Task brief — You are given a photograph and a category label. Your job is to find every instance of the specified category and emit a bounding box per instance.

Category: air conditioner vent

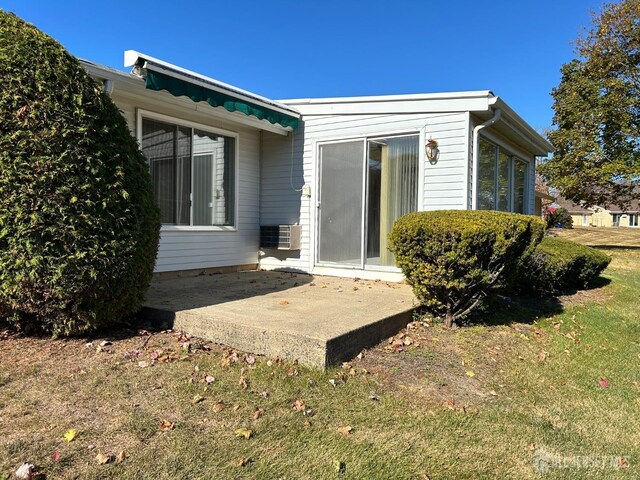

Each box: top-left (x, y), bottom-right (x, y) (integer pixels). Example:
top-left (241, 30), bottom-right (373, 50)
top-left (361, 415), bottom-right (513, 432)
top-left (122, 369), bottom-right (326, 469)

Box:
top-left (260, 225), bottom-right (301, 250)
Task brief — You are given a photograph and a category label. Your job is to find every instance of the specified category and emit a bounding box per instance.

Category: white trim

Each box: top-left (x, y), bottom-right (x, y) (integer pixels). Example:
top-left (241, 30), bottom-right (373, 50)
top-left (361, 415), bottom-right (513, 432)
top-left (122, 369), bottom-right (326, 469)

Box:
top-left (463, 111), bottom-right (471, 209)
top-left (137, 108), bottom-right (240, 231)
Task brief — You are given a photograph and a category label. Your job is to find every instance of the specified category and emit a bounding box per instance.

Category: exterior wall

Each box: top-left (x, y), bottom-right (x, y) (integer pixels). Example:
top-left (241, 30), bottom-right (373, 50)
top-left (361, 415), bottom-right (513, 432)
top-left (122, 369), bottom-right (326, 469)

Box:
top-left (570, 214), bottom-right (592, 227)
top-left (259, 112), bottom-right (469, 275)
top-left (111, 90), bottom-right (261, 273)
top-left (591, 209), bottom-right (613, 227)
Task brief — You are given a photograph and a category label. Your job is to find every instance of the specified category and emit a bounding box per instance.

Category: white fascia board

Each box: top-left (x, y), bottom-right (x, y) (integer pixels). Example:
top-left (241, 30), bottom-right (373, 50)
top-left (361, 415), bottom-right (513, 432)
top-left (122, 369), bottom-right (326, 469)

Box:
top-left (280, 93), bottom-right (495, 116)
top-left (124, 50), bottom-right (300, 119)
top-left (492, 97), bottom-right (554, 155)
top-left (80, 60), bottom-right (292, 136)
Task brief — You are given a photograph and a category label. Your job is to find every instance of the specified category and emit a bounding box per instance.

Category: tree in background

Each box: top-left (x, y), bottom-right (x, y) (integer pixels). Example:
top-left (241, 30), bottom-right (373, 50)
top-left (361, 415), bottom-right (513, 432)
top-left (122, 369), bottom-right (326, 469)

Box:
top-left (541, 0), bottom-right (640, 209)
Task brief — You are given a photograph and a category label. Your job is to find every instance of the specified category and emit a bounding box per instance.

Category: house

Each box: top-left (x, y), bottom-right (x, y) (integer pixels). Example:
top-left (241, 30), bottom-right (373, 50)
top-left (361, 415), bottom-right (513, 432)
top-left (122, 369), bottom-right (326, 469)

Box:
top-left (553, 196), bottom-right (640, 228)
top-left (81, 51), bottom-right (553, 281)
top-left (553, 197), bottom-right (594, 227)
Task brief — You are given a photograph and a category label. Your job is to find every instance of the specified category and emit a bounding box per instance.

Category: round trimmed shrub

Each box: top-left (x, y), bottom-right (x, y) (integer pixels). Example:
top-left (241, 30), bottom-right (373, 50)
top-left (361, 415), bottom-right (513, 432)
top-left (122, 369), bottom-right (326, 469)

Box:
top-left (0, 12), bottom-right (160, 335)
top-left (520, 237), bottom-right (610, 292)
top-left (388, 210), bottom-right (545, 327)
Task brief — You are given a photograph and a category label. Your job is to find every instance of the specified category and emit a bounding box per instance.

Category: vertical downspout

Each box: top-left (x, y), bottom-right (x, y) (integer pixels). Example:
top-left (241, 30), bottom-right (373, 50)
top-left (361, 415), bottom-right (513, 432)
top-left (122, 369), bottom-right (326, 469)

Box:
top-left (471, 108), bottom-right (502, 210)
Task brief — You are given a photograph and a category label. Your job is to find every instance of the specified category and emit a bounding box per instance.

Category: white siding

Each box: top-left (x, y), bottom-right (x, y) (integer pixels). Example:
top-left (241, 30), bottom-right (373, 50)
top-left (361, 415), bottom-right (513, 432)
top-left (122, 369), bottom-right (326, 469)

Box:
top-left (111, 90), bottom-right (261, 273)
top-left (260, 112), bottom-right (470, 273)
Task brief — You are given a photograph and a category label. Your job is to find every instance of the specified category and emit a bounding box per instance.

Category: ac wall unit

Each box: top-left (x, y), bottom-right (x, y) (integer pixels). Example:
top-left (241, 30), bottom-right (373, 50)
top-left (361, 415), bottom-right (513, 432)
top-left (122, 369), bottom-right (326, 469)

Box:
top-left (260, 225), bottom-right (301, 250)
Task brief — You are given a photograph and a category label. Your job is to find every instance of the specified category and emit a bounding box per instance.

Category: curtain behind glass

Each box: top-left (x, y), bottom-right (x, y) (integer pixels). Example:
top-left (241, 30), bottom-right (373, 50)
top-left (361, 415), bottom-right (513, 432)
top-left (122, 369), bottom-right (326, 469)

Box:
top-left (192, 131), bottom-right (235, 226)
top-left (372, 136), bottom-right (419, 266)
top-left (142, 119), bottom-right (191, 225)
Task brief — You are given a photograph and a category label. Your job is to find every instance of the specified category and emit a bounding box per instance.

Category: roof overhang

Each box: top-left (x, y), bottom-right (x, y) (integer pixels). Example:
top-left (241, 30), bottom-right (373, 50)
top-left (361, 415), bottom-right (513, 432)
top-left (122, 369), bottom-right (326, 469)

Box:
top-left (123, 50), bottom-right (300, 132)
top-left (281, 91), bottom-right (553, 157)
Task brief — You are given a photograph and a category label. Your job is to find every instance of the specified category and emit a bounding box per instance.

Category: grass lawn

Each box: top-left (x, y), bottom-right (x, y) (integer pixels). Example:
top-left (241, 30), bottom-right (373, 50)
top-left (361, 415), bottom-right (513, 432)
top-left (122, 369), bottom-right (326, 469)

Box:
top-left (552, 226), bottom-right (640, 248)
top-left (1, 249), bottom-right (639, 479)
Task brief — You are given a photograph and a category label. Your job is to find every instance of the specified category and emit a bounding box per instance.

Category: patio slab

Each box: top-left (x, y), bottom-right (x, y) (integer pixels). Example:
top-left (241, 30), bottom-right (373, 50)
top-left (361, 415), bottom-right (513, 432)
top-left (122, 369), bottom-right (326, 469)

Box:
top-left (141, 271), bottom-right (417, 368)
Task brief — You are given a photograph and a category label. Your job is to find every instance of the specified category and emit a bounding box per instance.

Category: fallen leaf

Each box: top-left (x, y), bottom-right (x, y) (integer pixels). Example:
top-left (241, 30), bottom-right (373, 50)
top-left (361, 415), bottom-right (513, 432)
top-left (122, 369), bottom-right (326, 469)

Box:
top-left (337, 426), bottom-right (353, 436)
top-left (489, 390), bottom-right (498, 396)
top-left (138, 361), bottom-right (150, 368)
top-left (466, 371), bottom-right (475, 377)
top-left (63, 429), bottom-right (77, 442)
top-left (159, 420), bottom-right (174, 431)
top-left (539, 351), bottom-right (547, 361)
top-left (292, 399), bottom-right (305, 412)
top-left (235, 457), bottom-right (252, 467)
top-left (279, 299), bottom-right (289, 305)
top-left (192, 394), bottom-right (205, 404)
top-left (253, 408), bottom-right (265, 420)
top-left (95, 453), bottom-right (112, 465)
top-left (235, 427), bottom-right (253, 439)
top-left (14, 463), bottom-right (35, 479)
top-left (245, 356), bottom-right (256, 365)
top-left (329, 379), bottom-right (338, 388)
top-left (599, 377), bottom-right (610, 388)
top-left (115, 451), bottom-right (126, 463)
top-left (213, 401), bottom-right (225, 412)
top-left (205, 375), bottom-right (215, 384)
top-left (334, 460), bottom-right (346, 474)
top-left (52, 451), bottom-right (61, 462)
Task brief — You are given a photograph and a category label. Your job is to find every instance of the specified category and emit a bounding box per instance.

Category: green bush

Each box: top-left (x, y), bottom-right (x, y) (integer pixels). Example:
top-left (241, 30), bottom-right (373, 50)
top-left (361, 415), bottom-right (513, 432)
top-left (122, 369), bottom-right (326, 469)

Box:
top-left (388, 210), bottom-right (545, 327)
top-left (545, 207), bottom-right (573, 229)
top-left (520, 237), bottom-right (610, 292)
top-left (0, 12), bottom-right (160, 335)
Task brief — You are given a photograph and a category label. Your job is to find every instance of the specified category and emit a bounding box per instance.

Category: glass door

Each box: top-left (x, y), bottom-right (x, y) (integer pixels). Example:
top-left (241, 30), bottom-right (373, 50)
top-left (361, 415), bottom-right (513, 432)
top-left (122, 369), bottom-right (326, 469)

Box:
top-left (317, 135), bottom-right (419, 269)
top-left (317, 141), bottom-right (365, 265)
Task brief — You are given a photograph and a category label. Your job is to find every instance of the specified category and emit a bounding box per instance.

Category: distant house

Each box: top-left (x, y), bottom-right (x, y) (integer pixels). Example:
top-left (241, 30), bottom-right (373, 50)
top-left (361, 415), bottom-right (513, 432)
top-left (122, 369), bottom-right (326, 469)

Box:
top-left (553, 197), bottom-right (639, 228)
top-left (81, 50), bottom-right (553, 281)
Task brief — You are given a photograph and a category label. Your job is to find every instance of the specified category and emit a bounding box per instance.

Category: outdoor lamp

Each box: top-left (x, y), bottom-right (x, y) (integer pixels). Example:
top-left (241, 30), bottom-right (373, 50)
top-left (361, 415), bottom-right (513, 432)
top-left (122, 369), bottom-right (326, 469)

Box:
top-left (425, 138), bottom-right (439, 164)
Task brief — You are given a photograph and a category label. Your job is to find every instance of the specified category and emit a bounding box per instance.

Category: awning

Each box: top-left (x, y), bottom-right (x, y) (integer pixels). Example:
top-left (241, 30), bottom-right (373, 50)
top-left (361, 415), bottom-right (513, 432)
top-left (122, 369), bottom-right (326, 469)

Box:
top-left (145, 69), bottom-right (299, 131)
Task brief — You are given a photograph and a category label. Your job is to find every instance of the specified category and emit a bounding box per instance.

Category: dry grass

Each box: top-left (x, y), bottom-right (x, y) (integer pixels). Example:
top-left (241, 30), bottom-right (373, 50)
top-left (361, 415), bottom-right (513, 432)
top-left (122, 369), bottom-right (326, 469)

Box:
top-left (1, 251), bottom-right (639, 479)
top-left (552, 226), bottom-right (640, 248)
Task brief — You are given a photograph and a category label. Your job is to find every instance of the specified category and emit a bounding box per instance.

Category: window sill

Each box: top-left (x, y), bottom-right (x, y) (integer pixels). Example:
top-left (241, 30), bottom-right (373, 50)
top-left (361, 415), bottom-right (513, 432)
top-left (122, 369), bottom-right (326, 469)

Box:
top-left (161, 225), bottom-right (238, 233)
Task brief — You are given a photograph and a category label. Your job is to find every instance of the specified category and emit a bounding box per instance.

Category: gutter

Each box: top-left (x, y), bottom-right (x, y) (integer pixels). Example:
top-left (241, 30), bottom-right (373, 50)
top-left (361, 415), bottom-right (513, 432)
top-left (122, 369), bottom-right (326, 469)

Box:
top-left (471, 108), bottom-right (502, 210)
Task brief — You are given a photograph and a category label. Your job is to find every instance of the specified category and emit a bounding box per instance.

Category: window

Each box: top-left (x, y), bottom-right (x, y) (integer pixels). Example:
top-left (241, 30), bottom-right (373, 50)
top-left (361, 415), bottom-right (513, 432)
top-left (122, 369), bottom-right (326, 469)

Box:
top-left (476, 138), bottom-right (529, 214)
top-left (630, 214), bottom-right (639, 227)
top-left (612, 214), bottom-right (622, 227)
top-left (141, 116), bottom-right (235, 227)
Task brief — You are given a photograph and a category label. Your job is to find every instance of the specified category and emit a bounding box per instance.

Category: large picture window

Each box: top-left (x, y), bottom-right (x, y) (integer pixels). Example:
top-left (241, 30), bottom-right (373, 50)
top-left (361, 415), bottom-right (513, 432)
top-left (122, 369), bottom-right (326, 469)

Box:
top-left (476, 138), bottom-right (529, 214)
top-left (141, 116), bottom-right (235, 227)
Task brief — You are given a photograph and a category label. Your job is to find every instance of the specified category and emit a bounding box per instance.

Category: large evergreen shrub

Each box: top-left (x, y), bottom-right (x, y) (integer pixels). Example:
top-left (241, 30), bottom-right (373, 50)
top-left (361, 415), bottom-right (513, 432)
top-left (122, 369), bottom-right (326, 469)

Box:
top-left (0, 12), bottom-right (160, 335)
top-left (388, 210), bottom-right (545, 328)
top-left (520, 237), bottom-right (610, 292)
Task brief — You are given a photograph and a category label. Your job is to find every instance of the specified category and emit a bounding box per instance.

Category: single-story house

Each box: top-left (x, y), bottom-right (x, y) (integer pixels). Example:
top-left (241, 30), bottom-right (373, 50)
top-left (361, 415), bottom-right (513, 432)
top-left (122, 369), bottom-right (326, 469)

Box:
top-left (553, 197), bottom-right (640, 228)
top-left (81, 51), bottom-right (553, 281)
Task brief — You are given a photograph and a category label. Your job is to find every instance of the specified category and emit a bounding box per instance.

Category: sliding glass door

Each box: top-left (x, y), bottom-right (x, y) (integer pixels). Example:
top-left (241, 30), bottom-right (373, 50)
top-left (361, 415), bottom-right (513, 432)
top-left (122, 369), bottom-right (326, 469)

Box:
top-left (318, 135), bottom-right (419, 269)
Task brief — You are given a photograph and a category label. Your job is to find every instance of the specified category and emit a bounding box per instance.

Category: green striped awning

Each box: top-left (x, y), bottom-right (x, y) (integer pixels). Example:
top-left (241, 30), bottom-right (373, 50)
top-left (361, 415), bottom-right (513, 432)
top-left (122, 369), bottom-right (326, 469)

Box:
top-left (145, 69), bottom-right (299, 131)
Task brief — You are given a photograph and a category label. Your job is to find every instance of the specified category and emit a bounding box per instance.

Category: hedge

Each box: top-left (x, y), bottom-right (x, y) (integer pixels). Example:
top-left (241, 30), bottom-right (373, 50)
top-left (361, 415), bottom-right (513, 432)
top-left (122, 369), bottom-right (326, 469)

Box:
top-left (388, 210), bottom-right (545, 327)
top-left (519, 237), bottom-right (610, 292)
top-left (0, 12), bottom-right (161, 335)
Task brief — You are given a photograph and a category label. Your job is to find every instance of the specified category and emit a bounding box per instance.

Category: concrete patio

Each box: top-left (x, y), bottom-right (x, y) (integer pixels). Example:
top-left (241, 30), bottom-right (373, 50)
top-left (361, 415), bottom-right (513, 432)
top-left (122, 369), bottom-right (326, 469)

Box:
top-left (141, 271), bottom-right (417, 368)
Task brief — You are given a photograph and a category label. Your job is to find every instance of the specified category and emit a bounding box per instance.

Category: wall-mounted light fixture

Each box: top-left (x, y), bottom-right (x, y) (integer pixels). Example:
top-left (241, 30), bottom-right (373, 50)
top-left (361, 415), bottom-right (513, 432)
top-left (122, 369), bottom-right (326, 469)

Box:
top-left (425, 138), bottom-right (439, 164)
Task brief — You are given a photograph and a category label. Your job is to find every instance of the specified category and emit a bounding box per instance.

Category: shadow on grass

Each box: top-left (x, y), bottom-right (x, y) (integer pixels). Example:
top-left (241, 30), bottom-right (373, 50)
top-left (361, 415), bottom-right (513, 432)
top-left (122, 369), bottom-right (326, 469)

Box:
top-left (463, 275), bottom-right (611, 327)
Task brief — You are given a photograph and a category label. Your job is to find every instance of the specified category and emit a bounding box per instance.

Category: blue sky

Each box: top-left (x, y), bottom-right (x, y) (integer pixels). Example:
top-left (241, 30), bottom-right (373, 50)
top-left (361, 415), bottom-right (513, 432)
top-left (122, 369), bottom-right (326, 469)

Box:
top-left (1, 0), bottom-right (604, 131)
